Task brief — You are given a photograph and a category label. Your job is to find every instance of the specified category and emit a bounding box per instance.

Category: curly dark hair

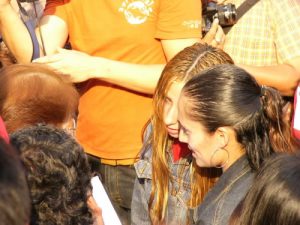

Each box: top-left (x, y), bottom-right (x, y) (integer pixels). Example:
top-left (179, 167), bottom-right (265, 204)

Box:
top-left (10, 124), bottom-right (94, 225)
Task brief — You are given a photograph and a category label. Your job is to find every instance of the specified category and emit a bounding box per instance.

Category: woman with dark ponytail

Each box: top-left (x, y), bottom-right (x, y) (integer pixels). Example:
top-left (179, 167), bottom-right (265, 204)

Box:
top-left (177, 64), bottom-right (296, 225)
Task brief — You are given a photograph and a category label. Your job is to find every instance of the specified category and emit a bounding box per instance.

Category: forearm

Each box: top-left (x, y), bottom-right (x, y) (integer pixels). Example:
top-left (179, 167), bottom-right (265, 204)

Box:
top-left (0, 4), bottom-right (33, 63)
top-left (238, 63), bottom-right (300, 96)
top-left (87, 56), bottom-right (165, 94)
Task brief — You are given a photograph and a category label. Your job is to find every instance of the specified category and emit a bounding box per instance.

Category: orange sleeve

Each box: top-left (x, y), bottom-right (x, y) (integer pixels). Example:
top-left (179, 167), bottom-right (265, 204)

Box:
top-left (155, 0), bottom-right (202, 39)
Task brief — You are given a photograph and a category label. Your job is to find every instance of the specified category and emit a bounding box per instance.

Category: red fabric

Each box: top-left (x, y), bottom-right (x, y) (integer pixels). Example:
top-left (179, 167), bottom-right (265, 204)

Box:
top-left (0, 117), bottom-right (9, 143)
top-left (172, 139), bottom-right (191, 162)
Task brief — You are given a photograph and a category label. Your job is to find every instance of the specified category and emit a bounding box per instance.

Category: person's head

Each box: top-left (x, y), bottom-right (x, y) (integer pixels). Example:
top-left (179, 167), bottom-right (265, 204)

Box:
top-left (153, 43), bottom-right (234, 140)
top-left (149, 43), bottom-right (233, 223)
top-left (178, 64), bottom-right (291, 171)
top-left (10, 124), bottom-right (94, 225)
top-left (0, 138), bottom-right (30, 225)
top-left (230, 153), bottom-right (300, 225)
top-left (0, 63), bottom-right (79, 134)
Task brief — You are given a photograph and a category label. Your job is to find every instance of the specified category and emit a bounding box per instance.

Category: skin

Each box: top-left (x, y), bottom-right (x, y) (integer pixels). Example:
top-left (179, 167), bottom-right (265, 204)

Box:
top-left (87, 195), bottom-right (104, 225)
top-left (177, 94), bottom-right (245, 172)
top-left (163, 81), bottom-right (185, 138)
top-left (215, 0), bottom-right (300, 96)
top-left (0, 1), bottom-right (224, 94)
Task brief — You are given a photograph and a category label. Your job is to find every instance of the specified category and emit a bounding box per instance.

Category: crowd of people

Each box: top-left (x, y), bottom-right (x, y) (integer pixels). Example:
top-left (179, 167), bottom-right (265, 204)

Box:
top-left (0, 0), bottom-right (300, 225)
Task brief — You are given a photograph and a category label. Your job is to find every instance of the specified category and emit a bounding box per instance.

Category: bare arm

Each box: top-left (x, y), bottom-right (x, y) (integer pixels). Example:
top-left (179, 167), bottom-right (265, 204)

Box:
top-left (98, 38), bottom-right (205, 93)
top-left (35, 22), bottom-right (227, 94)
top-left (34, 37), bottom-right (202, 94)
top-left (2, 2), bottom-right (221, 94)
top-left (34, 23), bottom-right (226, 94)
top-left (0, 2), bottom-right (68, 63)
top-left (238, 57), bottom-right (300, 96)
top-left (0, 3), bottom-right (33, 62)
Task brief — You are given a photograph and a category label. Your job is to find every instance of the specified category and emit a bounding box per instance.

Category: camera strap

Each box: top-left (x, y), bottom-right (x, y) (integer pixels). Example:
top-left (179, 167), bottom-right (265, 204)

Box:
top-left (223, 0), bottom-right (260, 34)
top-left (15, 0), bottom-right (42, 61)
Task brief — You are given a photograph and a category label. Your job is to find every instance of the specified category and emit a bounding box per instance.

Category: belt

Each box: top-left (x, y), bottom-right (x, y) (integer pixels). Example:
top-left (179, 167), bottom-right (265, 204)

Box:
top-left (100, 158), bottom-right (137, 166)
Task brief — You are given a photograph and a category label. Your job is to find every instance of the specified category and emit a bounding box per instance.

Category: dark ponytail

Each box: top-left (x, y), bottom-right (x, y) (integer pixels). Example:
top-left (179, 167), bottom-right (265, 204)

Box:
top-left (260, 86), bottom-right (295, 153)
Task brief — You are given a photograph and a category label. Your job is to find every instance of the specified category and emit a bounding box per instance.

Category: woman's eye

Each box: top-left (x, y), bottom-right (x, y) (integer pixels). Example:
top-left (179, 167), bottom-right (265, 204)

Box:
top-left (165, 97), bottom-right (172, 104)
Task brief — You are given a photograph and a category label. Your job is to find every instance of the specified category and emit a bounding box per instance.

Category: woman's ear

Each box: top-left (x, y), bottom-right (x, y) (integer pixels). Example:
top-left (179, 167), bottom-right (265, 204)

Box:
top-left (215, 127), bottom-right (230, 148)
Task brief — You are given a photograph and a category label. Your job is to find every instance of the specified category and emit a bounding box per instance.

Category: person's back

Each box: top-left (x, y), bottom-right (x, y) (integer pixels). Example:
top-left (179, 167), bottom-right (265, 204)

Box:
top-left (10, 124), bottom-right (95, 225)
top-left (0, 138), bottom-right (30, 225)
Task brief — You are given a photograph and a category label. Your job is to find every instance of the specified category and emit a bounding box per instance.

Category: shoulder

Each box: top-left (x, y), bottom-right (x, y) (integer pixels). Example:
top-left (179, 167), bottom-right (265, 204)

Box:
top-left (195, 158), bottom-right (254, 225)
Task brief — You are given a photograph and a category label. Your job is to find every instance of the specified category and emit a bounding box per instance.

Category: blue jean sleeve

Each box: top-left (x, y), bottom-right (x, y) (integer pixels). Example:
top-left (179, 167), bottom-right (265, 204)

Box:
top-left (131, 177), bottom-right (152, 225)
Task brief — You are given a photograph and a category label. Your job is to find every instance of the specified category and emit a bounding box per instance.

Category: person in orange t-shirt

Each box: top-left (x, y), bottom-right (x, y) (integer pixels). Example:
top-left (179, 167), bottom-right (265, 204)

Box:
top-left (0, 0), bottom-right (224, 224)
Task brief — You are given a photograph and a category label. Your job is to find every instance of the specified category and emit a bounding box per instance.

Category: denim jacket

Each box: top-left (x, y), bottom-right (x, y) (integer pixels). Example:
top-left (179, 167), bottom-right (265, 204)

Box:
top-left (192, 155), bottom-right (254, 225)
top-left (131, 139), bottom-right (196, 225)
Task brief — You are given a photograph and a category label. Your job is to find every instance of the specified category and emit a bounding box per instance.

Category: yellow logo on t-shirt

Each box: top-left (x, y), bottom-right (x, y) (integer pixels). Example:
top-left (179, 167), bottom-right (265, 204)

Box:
top-left (119, 0), bottom-right (154, 25)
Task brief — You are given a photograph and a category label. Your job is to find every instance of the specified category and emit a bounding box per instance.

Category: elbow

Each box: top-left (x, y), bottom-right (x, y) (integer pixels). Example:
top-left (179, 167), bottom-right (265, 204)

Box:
top-left (290, 70), bottom-right (300, 96)
top-left (282, 71), bottom-right (300, 96)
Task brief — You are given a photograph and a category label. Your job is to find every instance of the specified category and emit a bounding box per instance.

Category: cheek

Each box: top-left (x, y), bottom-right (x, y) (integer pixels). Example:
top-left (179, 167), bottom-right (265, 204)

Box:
top-left (162, 103), bottom-right (170, 123)
top-left (189, 136), bottom-right (215, 157)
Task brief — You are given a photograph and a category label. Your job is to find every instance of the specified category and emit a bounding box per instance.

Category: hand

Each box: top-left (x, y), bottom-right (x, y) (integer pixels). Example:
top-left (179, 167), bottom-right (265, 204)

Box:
top-left (33, 48), bottom-right (95, 83)
top-left (202, 19), bottom-right (225, 49)
top-left (87, 195), bottom-right (105, 225)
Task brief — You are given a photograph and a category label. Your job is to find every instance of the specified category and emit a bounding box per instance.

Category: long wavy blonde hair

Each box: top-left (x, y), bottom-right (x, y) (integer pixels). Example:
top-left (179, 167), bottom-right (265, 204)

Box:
top-left (148, 43), bottom-right (234, 224)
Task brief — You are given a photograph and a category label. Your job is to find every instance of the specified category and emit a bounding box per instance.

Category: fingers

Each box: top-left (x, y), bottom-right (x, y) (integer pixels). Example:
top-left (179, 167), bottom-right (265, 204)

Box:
top-left (214, 25), bottom-right (224, 43)
top-left (32, 54), bottom-right (62, 63)
top-left (203, 19), bottom-right (219, 42)
top-left (202, 18), bottom-right (226, 48)
top-left (213, 25), bottom-right (226, 48)
top-left (33, 47), bottom-right (67, 63)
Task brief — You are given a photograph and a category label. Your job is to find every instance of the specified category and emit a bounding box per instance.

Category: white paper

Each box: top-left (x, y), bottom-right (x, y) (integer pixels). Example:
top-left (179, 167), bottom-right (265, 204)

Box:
top-left (91, 176), bottom-right (122, 225)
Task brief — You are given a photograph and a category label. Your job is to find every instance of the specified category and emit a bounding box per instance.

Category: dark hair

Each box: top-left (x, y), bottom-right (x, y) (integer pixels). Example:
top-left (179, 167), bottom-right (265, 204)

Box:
top-left (0, 63), bottom-right (79, 133)
top-left (0, 138), bottom-right (30, 225)
top-left (182, 64), bottom-right (291, 170)
top-left (230, 153), bottom-right (300, 225)
top-left (10, 124), bottom-right (93, 225)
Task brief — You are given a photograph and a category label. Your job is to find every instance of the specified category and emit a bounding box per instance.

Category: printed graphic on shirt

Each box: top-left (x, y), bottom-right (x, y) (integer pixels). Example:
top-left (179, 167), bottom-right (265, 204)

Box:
top-left (119, 0), bottom-right (154, 25)
top-left (182, 20), bottom-right (201, 29)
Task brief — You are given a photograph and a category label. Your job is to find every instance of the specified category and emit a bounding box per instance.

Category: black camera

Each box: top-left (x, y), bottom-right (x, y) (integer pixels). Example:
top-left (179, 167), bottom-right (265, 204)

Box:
top-left (202, 2), bottom-right (237, 34)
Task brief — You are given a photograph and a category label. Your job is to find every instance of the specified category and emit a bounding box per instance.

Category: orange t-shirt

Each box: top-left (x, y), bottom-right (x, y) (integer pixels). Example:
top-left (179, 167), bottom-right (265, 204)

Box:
top-left (44, 0), bottom-right (202, 160)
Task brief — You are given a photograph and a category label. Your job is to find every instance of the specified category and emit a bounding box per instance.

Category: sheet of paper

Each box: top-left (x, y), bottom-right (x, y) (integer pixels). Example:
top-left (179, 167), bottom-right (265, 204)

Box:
top-left (91, 176), bottom-right (122, 225)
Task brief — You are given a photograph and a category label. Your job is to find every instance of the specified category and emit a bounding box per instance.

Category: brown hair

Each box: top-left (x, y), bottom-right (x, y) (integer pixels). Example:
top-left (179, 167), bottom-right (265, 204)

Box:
top-left (0, 63), bottom-right (79, 133)
top-left (148, 43), bottom-right (234, 223)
